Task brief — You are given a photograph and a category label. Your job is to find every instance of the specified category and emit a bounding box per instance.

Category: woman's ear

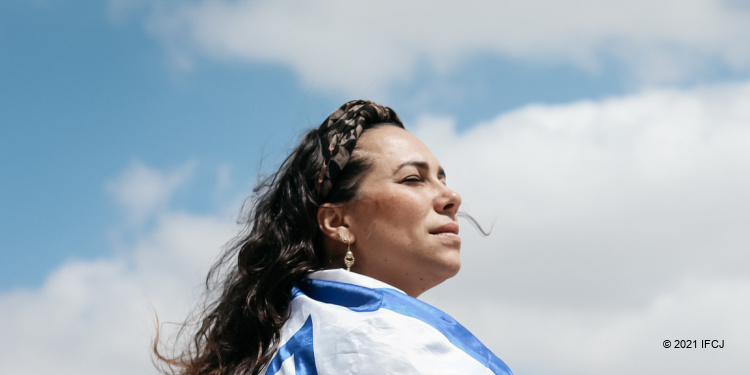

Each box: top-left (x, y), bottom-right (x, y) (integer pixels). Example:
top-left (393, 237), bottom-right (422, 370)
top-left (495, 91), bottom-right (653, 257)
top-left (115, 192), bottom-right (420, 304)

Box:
top-left (317, 203), bottom-right (354, 243)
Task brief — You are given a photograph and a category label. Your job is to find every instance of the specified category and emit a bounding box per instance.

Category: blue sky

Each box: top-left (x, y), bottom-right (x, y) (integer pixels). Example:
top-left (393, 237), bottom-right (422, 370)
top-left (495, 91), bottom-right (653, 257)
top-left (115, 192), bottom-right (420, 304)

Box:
top-left (2, 1), bottom-right (750, 374)
top-left (2, 0), bottom-right (320, 287)
top-left (0, 0), bottom-right (645, 289)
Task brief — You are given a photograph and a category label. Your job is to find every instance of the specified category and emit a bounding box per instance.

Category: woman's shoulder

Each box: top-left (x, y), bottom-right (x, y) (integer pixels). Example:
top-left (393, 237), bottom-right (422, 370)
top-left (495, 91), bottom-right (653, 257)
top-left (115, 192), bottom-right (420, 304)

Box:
top-left (263, 271), bottom-right (512, 375)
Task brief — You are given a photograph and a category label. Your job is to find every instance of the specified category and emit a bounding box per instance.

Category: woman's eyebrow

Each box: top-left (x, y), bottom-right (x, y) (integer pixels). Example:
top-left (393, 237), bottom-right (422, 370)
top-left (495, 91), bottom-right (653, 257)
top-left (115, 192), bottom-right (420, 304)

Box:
top-left (394, 161), bottom-right (447, 178)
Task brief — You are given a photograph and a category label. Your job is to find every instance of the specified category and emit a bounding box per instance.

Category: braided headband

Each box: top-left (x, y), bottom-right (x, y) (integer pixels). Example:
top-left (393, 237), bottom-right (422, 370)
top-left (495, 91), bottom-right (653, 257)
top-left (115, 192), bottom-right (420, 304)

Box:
top-left (313, 99), bottom-right (403, 199)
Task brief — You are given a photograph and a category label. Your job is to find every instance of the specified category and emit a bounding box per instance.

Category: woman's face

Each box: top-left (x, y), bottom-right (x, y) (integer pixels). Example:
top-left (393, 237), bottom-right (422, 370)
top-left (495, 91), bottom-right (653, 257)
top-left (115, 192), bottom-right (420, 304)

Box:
top-left (343, 126), bottom-right (462, 297)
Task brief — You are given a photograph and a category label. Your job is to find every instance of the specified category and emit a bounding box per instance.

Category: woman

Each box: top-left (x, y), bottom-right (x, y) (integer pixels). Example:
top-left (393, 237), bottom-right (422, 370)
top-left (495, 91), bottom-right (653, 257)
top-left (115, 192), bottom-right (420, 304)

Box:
top-left (155, 100), bottom-right (512, 375)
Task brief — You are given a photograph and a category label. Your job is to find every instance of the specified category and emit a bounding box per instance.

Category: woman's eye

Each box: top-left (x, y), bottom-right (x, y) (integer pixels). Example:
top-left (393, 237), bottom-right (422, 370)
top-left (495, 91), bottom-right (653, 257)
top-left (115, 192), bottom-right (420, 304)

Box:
top-left (403, 175), bottom-right (422, 183)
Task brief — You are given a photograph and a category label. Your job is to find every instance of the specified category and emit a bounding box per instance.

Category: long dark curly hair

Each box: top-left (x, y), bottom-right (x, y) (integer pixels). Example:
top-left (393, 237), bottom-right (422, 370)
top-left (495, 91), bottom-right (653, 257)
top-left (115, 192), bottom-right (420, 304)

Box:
top-left (153, 100), bottom-right (403, 375)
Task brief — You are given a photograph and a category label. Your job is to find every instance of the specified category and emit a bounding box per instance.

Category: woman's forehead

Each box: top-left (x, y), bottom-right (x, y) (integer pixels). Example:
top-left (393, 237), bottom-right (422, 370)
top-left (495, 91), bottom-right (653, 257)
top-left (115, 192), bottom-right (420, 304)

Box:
top-left (356, 127), bottom-right (443, 178)
top-left (357, 127), bottom-right (433, 158)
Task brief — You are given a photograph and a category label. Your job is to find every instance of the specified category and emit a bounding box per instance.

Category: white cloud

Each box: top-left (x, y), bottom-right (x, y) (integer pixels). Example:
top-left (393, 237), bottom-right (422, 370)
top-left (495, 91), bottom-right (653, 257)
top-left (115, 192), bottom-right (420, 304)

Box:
top-left (133, 0), bottom-right (750, 95)
top-left (417, 80), bottom-right (750, 373)
top-left (0, 163), bottom-right (237, 375)
top-left (0, 213), bottom-right (235, 375)
top-left (449, 277), bottom-right (750, 374)
top-left (106, 161), bottom-right (195, 226)
top-left (3, 81), bottom-right (750, 374)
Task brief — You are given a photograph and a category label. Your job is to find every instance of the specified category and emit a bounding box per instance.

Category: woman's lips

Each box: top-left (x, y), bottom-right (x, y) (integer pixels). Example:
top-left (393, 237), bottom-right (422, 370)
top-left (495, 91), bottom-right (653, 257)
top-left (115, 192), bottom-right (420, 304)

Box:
top-left (430, 223), bottom-right (460, 236)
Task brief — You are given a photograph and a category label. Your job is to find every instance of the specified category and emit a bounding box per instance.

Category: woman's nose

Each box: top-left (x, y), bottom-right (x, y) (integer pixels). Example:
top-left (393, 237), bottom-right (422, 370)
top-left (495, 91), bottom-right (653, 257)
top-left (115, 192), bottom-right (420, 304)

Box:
top-left (437, 186), bottom-right (462, 214)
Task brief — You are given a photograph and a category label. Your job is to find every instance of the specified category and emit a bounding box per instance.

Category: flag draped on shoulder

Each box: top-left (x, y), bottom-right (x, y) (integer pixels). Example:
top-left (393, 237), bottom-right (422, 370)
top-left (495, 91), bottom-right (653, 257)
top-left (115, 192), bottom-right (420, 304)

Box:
top-left (264, 270), bottom-right (512, 375)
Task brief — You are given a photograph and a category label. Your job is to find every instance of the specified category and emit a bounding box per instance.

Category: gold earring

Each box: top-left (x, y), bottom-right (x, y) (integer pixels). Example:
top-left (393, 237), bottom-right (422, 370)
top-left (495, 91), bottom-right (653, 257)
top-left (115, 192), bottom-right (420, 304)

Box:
top-left (343, 238), bottom-right (355, 272)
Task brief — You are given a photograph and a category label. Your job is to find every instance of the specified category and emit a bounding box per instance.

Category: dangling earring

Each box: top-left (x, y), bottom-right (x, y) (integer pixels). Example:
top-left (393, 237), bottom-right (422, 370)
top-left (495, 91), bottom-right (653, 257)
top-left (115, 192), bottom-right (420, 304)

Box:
top-left (343, 238), bottom-right (355, 271)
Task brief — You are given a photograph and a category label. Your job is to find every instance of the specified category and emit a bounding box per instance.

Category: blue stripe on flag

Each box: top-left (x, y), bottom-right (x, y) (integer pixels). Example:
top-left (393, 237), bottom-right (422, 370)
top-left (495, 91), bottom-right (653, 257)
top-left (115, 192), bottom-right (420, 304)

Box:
top-left (265, 315), bottom-right (318, 375)
top-left (295, 278), bottom-right (513, 375)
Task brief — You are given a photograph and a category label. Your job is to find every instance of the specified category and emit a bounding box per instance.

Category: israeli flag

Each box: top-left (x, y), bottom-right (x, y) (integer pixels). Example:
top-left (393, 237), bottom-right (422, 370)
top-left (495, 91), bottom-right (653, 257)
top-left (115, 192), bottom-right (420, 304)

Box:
top-left (264, 270), bottom-right (512, 375)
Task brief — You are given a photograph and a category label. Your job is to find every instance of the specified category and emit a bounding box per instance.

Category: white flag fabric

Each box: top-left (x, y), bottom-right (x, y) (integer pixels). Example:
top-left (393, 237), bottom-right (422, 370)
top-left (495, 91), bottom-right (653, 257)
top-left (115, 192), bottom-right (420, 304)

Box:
top-left (264, 269), bottom-right (513, 375)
